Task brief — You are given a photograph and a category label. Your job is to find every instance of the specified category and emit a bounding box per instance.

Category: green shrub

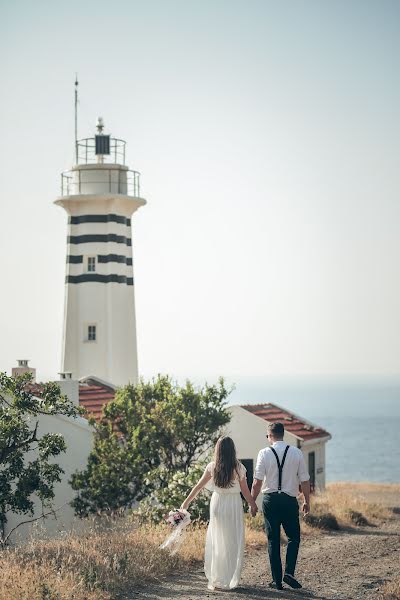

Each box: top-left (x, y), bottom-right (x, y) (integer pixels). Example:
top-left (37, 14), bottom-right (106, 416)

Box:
top-left (135, 462), bottom-right (211, 523)
top-left (71, 376), bottom-right (230, 518)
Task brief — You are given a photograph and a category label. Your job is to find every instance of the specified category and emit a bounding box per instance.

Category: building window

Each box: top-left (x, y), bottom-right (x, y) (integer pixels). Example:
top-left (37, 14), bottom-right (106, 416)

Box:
top-left (87, 325), bottom-right (97, 341)
top-left (87, 256), bottom-right (96, 272)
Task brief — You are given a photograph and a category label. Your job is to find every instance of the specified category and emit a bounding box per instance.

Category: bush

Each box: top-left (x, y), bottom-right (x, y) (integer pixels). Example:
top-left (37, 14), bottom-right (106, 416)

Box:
top-left (71, 376), bottom-right (230, 517)
top-left (380, 579), bottom-right (400, 600)
top-left (346, 509), bottom-right (369, 526)
top-left (0, 372), bottom-right (83, 546)
top-left (135, 462), bottom-right (211, 523)
top-left (304, 512), bottom-right (340, 530)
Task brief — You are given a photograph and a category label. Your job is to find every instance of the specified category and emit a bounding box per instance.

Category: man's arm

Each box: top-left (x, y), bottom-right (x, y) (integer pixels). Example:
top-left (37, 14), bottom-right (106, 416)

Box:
top-left (250, 479), bottom-right (262, 516)
top-left (251, 450), bottom-right (265, 514)
top-left (239, 477), bottom-right (258, 516)
top-left (297, 450), bottom-right (311, 515)
top-left (300, 480), bottom-right (310, 515)
top-left (251, 478), bottom-right (263, 503)
top-left (251, 450), bottom-right (265, 516)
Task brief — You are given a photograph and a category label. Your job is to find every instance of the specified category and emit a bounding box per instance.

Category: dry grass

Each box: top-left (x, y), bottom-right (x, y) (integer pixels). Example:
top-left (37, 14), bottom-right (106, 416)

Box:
top-left (380, 579), bottom-right (400, 600)
top-left (310, 483), bottom-right (392, 528)
top-left (245, 482), bottom-right (394, 538)
top-left (138, 521), bottom-right (206, 563)
top-left (0, 524), bottom-right (180, 600)
top-left (0, 484), bottom-right (395, 599)
top-left (244, 513), bottom-right (266, 548)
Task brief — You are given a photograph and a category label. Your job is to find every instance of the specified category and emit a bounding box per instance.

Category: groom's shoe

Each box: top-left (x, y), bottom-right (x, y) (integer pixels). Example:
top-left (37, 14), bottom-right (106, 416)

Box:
top-left (268, 581), bottom-right (284, 590)
top-left (283, 573), bottom-right (302, 589)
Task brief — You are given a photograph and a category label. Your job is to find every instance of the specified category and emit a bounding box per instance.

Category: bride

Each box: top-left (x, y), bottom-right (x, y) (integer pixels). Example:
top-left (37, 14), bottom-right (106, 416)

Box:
top-left (180, 436), bottom-right (258, 591)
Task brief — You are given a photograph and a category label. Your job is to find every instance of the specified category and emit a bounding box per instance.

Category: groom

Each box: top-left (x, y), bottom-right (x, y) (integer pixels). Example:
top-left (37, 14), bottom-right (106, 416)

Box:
top-left (251, 422), bottom-right (311, 591)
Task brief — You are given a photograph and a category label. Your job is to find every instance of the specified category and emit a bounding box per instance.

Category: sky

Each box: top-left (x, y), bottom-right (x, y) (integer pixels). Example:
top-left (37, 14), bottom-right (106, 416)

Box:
top-left (0, 0), bottom-right (399, 383)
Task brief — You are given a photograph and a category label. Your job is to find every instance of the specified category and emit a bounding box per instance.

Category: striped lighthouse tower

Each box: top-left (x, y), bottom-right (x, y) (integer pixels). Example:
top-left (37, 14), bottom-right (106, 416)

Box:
top-left (55, 113), bottom-right (146, 386)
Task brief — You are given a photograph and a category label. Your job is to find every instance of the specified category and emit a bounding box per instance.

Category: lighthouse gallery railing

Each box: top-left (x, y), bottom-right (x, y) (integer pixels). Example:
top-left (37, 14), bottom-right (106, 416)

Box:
top-left (61, 168), bottom-right (141, 197)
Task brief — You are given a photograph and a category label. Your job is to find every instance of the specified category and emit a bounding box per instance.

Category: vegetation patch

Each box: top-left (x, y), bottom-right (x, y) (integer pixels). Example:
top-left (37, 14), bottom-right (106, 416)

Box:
top-left (1, 484), bottom-right (396, 599)
top-left (345, 509), bottom-right (369, 526)
top-left (379, 579), bottom-right (400, 600)
top-left (310, 483), bottom-right (391, 529)
top-left (0, 372), bottom-right (84, 548)
top-left (304, 512), bottom-right (340, 530)
top-left (71, 375), bottom-right (231, 522)
top-left (0, 525), bottom-right (182, 600)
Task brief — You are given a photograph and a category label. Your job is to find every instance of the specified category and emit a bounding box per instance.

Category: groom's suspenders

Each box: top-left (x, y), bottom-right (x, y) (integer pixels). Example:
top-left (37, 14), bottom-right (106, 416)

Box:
top-left (270, 445), bottom-right (290, 493)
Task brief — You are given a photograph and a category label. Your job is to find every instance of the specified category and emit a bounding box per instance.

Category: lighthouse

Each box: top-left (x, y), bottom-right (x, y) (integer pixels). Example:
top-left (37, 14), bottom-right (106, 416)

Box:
top-left (55, 116), bottom-right (146, 386)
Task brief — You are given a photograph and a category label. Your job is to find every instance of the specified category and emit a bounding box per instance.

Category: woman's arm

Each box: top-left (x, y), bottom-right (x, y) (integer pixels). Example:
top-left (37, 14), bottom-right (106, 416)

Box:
top-left (240, 477), bottom-right (258, 516)
top-left (180, 468), bottom-right (212, 510)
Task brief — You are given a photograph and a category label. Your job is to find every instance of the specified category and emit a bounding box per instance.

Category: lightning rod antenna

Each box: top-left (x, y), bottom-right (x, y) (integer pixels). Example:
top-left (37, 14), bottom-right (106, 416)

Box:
top-left (74, 74), bottom-right (79, 164)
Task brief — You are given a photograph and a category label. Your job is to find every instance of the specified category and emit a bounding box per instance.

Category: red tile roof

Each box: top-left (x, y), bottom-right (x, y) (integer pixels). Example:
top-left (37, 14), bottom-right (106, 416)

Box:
top-left (27, 383), bottom-right (329, 440)
top-left (78, 379), bottom-right (115, 420)
top-left (240, 403), bottom-right (331, 442)
top-left (26, 380), bottom-right (115, 422)
top-left (26, 383), bottom-right (47, 397)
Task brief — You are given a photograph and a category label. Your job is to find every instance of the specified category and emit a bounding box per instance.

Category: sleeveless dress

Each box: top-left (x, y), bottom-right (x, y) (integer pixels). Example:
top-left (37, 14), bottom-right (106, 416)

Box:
top-left (204, 461), bottom-right (246, 590)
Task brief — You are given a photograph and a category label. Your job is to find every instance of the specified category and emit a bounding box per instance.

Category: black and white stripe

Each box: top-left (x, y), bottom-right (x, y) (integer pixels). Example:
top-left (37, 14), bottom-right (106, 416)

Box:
top-left (69, 214), bottom-right (131, 226)
top-left (66, 274), bottom-right (134, 285)
top-left (67, 254), bottom-right (133, 266)
top-left (67, 234), bottom-right (132, 246)
top-left (66, 213), bottom-right (133, 285)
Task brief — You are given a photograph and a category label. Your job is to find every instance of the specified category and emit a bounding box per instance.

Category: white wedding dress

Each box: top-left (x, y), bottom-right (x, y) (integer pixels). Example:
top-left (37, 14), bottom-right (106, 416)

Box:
top-left (204, 461), bottom-right (246, 590)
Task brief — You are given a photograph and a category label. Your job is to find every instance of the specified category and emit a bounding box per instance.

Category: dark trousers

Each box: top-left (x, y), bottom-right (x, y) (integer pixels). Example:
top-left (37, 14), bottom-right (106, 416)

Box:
top-left (262, 492), bottom-right (301, 585)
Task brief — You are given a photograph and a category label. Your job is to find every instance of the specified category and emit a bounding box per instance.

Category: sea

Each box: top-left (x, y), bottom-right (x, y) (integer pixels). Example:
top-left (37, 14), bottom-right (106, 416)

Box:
top-left (223, 376), bottom-right (400, 484)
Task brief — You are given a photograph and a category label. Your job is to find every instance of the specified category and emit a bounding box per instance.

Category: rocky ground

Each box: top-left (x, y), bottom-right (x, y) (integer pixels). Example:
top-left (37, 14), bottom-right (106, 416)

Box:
top-left (129, 487), bottom-right (400, 600)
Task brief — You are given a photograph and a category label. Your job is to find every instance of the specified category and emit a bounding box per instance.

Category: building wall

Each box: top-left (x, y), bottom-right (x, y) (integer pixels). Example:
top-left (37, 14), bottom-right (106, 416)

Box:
top-left (302, 440), bottom-right (327, 491)
top-left (226, 405), bottom-right (300, 457)
top-left (5, 411), bottom-right (93, 545)
top-left (318, 441), bottom-right (326, 488)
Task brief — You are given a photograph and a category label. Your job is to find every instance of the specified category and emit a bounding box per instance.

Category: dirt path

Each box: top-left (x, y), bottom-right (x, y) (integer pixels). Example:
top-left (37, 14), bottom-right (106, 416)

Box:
top-left (131, 497), bottom-right (400, 600)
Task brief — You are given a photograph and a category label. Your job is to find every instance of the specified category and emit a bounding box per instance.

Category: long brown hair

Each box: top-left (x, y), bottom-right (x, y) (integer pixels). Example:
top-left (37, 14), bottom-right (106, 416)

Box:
top-left (213, 436), bottom-right (239, 488)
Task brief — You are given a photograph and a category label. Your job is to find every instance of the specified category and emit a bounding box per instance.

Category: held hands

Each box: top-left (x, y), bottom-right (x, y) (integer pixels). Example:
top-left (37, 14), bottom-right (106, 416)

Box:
top-left (249, 501), bottom-right (258, 517)
top-left (302, 501), bottom-right (310, 516)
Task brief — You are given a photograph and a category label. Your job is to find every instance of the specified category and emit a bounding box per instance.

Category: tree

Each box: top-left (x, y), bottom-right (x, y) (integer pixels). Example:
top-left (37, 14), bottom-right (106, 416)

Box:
top-left (0, 372), bottom-right (83, 546)
top-left (71, 375), bottom-right (231, 517)
top-left (70, 419), bottom-right (142, 517)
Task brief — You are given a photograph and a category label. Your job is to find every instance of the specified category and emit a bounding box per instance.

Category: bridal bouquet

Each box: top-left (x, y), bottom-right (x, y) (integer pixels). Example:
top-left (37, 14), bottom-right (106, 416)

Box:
top-left (159, 509), bottom-right (191, 555)
top-left (164, 509), bottom-right (190, 527)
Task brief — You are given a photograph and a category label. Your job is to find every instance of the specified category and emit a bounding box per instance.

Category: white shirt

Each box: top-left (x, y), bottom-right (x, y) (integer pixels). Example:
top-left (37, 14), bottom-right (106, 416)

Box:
top-left (254, 441), bottom-right (310, 497)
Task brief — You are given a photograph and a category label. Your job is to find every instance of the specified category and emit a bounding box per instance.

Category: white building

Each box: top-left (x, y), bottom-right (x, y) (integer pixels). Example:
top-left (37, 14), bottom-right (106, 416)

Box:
top-left (55, 118), bottom-right (146, 386)
top-left (226, 403), bottom-right (331, 501)
top-left (4, 379), bottom-right (93, 544)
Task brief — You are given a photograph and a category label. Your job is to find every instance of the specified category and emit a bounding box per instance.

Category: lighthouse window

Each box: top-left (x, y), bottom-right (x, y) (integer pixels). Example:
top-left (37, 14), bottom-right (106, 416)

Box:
top-left (87, 256), bottom-right (96, 272)
top-left (88, 325), bottom-right (97, 341)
